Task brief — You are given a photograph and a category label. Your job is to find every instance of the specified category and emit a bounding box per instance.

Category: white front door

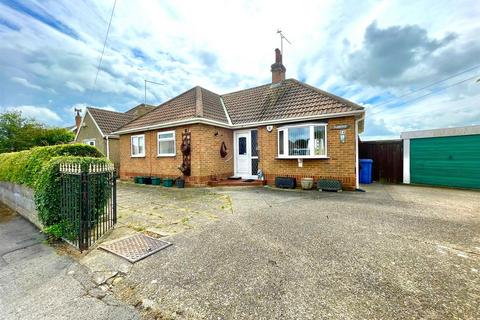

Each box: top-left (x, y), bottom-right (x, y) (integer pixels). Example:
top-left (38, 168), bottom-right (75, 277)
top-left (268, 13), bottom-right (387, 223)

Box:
top-left (235, 131), bottom-right (252, 178)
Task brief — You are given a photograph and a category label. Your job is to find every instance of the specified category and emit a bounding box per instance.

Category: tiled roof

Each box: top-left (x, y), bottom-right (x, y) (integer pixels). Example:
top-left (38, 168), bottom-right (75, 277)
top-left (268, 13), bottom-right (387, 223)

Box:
top-left (115, 79), bottom-right (364, 132)
top-left (120, 86), bottom-right (229, 131)
top-left (125, 104), bottom-right (156, 117)
top-left (222, 79), bottom-right (363, 125)
top-left (87, 107), bottom-right (136, 135)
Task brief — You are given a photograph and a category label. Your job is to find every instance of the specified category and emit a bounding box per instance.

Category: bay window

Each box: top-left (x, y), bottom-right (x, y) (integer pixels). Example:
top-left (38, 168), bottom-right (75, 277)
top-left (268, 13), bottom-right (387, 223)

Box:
top-left (277, 123), bottom-right (327, 158)
top-left (131, 134), bottom-right (145, 157)
top-left (157, 131), bottom-right (176, 156)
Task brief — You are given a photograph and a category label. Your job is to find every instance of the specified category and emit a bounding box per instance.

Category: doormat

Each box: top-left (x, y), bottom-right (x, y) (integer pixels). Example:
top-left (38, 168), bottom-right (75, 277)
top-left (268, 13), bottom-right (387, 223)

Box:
top-left (99, 234), bottom-right (172, 263)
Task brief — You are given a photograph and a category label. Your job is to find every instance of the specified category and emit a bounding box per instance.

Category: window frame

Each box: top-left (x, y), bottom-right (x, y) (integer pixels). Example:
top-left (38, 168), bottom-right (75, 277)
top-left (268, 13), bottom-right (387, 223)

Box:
top-left (131, 134), bottom-right (145, 158)
top-left (157, 130), bottom-right (176, 157)
top-left (277, 123), bottom-right (328, 159)
top-left (83, 139), bottom-right (96, 147)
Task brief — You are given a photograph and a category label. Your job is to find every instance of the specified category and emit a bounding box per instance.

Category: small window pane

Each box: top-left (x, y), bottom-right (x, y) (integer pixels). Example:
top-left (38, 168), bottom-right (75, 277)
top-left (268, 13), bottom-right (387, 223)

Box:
top-left (159, 140), bottom-right (175, 155)
top-left (132, 136), bottom-right (145, 156)
top-left (159, 132), bottom-right (174, 139)
top-left (314, 126), bottom-right (326, 156)
top-left (288, 127), bottom-right (310, 156)
top-left (251, 130), bottom-right (258, 157)
top-left (238, 137), bottom-right (247, 155)
top-left (278, 130), bottom-right (284, 155)
top-left (138, 137), bottom-right (144, 154)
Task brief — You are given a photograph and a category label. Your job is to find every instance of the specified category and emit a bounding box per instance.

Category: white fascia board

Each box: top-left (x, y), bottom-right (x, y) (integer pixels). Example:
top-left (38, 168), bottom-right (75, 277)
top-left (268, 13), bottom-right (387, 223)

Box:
top-left (401, 125), bottom-right (480, 139)
top-left (112, 110), bottom-right (365, 135)
top-left (219, 97), bottom-right (233, 126)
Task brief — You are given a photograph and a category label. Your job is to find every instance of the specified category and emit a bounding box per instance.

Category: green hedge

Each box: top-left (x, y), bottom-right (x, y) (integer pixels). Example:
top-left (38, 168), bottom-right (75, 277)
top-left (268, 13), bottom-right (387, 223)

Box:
top-left (0, 144), bottom-right (111, 233)
top-left (35, 156), bottom-right (112, 228)
top-left (0, 144), bottom-right (103, 187)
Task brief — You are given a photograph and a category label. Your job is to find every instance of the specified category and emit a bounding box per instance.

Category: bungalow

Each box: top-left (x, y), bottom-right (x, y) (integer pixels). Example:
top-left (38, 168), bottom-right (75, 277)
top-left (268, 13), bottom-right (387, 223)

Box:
top-left (74, 104), bottom-right (155, 170)
top-left (113, 49), bottom-right (365, 190)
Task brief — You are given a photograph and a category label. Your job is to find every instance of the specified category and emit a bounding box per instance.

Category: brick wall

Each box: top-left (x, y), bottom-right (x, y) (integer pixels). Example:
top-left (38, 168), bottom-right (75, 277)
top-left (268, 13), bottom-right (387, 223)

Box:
top-left (119, 124), bottom-right (234, 186)
top-left (257, 116), bottom-right (357, 190)
top-left (119, 116), bottom-right (357, 189)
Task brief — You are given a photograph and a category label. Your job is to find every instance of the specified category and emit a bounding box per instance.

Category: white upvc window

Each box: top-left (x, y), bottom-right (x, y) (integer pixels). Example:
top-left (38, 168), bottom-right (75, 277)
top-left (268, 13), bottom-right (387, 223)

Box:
top-left (131, 134), bottom-right (145, 157)
top-left (83, 139), bottom-right (96, 147)
top-left (157, 130), bottom-right (176, 157)
top-left (277, 123), bottom-right (328, 158)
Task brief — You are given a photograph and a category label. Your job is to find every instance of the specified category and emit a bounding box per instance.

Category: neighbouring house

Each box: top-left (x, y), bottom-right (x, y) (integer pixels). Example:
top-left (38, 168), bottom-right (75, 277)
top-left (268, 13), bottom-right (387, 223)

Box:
top-left (401, 125), bottom-right (480, 189)
top-left (74, 104), bottom-right (155, 170)
top-left (112, 49), bottom-right (366, 190)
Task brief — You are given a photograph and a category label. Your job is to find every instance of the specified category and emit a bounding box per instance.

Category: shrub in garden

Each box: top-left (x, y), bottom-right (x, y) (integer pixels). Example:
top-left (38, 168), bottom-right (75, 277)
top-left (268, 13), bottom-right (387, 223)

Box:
top-left (0, 144), bottom-right (111, 239)
top-left (0, 144), bottom-right (103, 187)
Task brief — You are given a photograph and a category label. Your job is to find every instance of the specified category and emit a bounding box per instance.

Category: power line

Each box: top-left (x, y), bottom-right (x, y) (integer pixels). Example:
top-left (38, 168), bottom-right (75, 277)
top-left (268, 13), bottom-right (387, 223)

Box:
top-left (370, 63), bottom-right (480, 109)
top-left (369, 74), bottom-right (479, 118)
top-left (92, 0), bottom-right (117, 90)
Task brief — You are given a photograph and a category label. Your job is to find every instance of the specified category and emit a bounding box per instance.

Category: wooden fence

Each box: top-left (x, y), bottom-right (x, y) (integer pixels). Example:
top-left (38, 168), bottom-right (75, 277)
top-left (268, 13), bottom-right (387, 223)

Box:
top-left (359, 139), bottom-right (403, 184)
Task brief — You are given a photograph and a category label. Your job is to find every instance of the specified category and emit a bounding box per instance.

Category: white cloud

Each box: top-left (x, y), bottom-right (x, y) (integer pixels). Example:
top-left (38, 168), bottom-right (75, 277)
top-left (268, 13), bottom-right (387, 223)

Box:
top-left (10, 77), bottom-right (42, 90)
top-left (0, 0), bottom-right (479, 138)
top-left (65, 81), bottom-right (85, 92)
top-left (3, 105), bottom-right (62, 124)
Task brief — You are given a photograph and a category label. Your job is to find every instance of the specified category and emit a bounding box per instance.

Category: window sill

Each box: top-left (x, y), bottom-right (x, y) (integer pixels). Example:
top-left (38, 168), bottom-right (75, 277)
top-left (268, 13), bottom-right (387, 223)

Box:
top-left (276, 156), bottom-right (330, 160)
top-left (131, 155), bottom-right (145, 158)
top-left (157, 154), bottom-right (176, 158)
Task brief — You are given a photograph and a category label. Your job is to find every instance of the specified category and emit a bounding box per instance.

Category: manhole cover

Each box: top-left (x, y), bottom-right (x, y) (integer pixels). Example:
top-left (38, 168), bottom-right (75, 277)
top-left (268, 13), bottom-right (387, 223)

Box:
top-left (100, 234), bottom-right (172, 263)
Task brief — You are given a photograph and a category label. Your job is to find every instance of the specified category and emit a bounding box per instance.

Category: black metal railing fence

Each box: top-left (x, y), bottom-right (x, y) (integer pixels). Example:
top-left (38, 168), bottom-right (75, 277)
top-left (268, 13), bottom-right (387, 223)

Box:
top-left (59, 163), bottom-right (116, 251)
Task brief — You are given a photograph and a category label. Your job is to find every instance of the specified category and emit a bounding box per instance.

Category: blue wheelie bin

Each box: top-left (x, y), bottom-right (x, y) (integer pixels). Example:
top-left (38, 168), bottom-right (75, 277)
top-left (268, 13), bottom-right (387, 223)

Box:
top-left (359, 159), bottom-right (373, 184)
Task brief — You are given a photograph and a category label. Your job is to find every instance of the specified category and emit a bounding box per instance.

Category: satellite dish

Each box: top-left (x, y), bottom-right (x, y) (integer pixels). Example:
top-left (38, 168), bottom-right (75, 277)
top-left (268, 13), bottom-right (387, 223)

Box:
top-left (266, 125), bottom-right (273, 132)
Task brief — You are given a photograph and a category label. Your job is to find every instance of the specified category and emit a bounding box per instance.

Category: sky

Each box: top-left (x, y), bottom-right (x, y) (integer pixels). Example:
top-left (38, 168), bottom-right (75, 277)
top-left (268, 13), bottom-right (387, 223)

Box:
top-left (0, 0), bottom-right (479, 140)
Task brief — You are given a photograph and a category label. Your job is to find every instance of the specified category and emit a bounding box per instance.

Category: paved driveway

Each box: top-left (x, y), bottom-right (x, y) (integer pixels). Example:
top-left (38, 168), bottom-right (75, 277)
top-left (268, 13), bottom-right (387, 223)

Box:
top-left (112, 184), bottom-right (480, 319)
top-left (0, 202), bottom-right (139, 320)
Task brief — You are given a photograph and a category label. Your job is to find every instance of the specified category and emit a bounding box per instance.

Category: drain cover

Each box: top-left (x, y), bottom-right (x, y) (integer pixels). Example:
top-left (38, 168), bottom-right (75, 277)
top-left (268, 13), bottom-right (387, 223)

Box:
top-left (100, 234), bottom-right (172, 263)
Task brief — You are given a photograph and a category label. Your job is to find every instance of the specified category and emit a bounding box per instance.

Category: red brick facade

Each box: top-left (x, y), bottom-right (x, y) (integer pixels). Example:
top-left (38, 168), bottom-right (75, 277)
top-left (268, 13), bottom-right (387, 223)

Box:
top-left (257, 116), bottom-right (357, 190)
top-left (119, 116), bottom-right (357, 189)
top-left (119, 124), bottom-right (234, 186)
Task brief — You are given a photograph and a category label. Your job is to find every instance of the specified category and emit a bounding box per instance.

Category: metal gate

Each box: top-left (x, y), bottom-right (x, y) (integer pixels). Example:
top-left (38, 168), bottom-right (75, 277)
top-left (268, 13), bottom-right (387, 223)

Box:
top-left (59, 163), bottom-right (117, 251)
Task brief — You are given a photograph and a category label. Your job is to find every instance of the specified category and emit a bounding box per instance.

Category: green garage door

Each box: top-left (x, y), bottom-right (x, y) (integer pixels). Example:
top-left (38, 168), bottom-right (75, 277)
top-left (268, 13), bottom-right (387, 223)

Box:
top-left (410, 134), bottom-right (480, 189)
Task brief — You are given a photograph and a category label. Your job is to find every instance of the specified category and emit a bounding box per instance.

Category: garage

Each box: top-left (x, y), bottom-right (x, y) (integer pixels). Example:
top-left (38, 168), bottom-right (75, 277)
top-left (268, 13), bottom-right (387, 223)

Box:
top-left (402, 125), bottom-right (480, 189)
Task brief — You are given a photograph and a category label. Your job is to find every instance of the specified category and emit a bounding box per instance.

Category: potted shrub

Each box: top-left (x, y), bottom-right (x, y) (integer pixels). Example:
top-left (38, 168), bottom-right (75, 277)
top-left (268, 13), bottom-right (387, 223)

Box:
top-left (163, 178), bottom-right (174, 187)
top-left (301, 177), bottom-right (314, 190)
top-left (175, 177), bottom-right (185, 188)
top-left (151, 177), bottom-right (161, 185)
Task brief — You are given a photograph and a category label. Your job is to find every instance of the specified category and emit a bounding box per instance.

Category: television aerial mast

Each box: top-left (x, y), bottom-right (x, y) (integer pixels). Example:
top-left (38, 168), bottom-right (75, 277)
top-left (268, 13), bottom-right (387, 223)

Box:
top-left (277, 29), bottom-right (291, 54)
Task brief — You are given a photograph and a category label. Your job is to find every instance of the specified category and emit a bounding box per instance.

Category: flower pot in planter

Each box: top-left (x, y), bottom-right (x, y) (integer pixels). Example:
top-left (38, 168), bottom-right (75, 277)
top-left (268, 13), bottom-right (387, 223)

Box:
top-left (301, 178), bottom-right (314, 190)
top-left (143, 176), bottom-right (152, 185)
top-left (151, 177), bottom-right (161, 185)
top-left (163, 178), bottom-right (174, 187)
top-left (176, 178), bottom-right (185, 188)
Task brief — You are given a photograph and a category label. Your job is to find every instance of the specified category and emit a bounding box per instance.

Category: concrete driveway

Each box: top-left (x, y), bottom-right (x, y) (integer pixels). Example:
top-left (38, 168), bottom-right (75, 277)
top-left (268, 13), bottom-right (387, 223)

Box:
top-left (0, 202), bottom-right (139, 320)
top-left (112, 184), bottom-right (480, 319)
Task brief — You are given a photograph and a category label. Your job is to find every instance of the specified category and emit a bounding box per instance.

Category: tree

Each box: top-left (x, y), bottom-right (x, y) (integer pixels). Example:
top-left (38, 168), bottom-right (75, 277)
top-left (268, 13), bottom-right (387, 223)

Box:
top-left (0, 111), bottom-right (75, 153)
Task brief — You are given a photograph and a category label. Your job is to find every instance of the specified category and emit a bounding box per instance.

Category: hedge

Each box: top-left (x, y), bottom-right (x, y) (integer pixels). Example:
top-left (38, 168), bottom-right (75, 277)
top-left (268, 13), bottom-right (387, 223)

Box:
top-left (0, 144), bottom-right (112, 236)
top-left (0, 144), bottom-right (103, 187)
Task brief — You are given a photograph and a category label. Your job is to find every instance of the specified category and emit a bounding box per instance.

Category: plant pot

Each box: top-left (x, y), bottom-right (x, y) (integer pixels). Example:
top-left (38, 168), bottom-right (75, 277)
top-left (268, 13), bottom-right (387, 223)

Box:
top-left (143, 176), bottom-right (152, 185)
top-left (151, 177), bottom-right (161, 185)
top-left (163, 178), bottom-right (174, 187)
top-left (301, 178), bottom-right (314, 190)
top-left (176, 178), bottom-right (185, 188)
